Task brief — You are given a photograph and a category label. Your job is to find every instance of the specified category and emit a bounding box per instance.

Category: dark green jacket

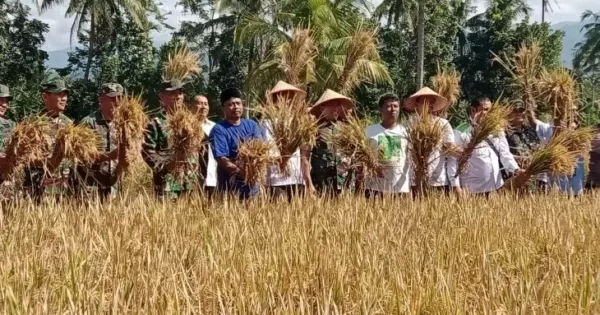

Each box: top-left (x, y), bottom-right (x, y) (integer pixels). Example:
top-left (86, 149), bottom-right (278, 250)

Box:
top-left (0, 116), bottom-right (15, 153)
top-left (79, 111), bottom-right (119, 191)
top-left (310, 123), bottom-right (351, 191)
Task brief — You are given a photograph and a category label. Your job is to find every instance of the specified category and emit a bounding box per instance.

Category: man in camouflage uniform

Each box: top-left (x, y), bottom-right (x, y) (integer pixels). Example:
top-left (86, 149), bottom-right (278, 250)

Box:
top-left (0, 84), bottom-right (16, 201)
top-left (79, 83), bottom-right (124, 200)
top-left (142, 79), bottom-right (199, 198)
top-left (505, 102), bottom-right (547, 190)
top-left (23, 72), bottom-right (76, 201)
top-left (302, 90), bottom-right (355, 198)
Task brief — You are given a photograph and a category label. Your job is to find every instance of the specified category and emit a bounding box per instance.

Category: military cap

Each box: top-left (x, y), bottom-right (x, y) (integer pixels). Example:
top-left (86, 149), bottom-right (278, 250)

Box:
top-left (40, 70), bottom-right (69, 93)
top-left (101, 83), bottom-right (124, 97)
top-left (160, 79), bottom-right (185, 92)
top-left (0, 84), bottom-right (12, 101)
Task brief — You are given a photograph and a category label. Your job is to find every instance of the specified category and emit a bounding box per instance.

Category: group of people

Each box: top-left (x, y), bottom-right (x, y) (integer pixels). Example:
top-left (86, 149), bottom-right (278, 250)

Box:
top-left (0, 74), bottom-right (599, 203)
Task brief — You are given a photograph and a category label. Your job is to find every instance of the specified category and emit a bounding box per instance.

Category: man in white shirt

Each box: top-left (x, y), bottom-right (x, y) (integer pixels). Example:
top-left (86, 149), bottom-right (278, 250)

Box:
top-left (358, 94), bottom-right (410, 199)
top-left (448, 97), bottom-right (520, 196)
top-left (191, 95), bottom-right (217, 197)
top-left (403, 87), bottom-right (460, 195)
top-left (260, 81), bottom-right (310, 202)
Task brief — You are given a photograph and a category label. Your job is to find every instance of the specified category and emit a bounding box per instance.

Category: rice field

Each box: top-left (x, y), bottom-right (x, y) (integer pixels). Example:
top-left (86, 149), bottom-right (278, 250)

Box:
top-left (1, 189), bottom-right (600, 314)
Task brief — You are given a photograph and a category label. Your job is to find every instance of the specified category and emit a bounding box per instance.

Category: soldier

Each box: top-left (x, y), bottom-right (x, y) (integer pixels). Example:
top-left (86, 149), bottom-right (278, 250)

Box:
top-left (142, 79), bottom-right (198, 198)
top-left (79, 83), bottom-right (124, 200)
top-left (0, 84), bottom-right (15, 157)
top-left (302, 89), bottom-right (355, 199)
top-left (0, 84), bottom-right (16, 201)
top-left (23, 72), bottom-right (75, 200)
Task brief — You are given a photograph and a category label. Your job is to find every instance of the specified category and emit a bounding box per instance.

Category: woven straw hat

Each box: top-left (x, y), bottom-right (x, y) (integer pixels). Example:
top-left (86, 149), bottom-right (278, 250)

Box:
top-left (403, 87), bottom-right (448, 112)
top-left (309, 89), bottom-right (354, 115)
top-left (269, 81), bottom-right (306, 98)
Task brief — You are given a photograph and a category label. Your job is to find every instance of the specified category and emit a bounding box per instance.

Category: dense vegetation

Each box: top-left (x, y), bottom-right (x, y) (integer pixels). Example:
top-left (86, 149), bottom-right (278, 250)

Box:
top-left (0, 0), bottom-right (599, 125)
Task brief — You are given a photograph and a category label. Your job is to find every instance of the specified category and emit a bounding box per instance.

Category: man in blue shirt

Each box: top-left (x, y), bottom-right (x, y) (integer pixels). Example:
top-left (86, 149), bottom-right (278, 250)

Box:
top-left (209, 88), bottom-right (261, 200)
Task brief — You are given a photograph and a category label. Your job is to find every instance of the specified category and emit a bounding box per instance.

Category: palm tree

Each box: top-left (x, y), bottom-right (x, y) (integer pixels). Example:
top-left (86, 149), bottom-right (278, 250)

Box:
top-left (541, 0), bottom-right (558, 23)
top-left (574, 10), bottom-right (600, 77)
top-left (35, 0), bottom-right (155, 80)
top-left (373, 0), bottom-right (416, 28)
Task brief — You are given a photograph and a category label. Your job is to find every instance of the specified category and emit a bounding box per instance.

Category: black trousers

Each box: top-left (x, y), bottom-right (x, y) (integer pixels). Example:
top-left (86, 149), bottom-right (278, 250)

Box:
top-left (268, 185), bottom-right (304, 203)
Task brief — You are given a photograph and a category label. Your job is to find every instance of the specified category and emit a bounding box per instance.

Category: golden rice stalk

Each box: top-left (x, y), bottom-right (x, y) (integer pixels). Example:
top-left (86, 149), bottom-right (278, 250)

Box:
top-left (167, 106), bottom-right (204, 176)
top-left (551, 127), bottom-right (594, 175)
top-left (493, 42), bottom-right (543, 111)
top-left (113, 93), bottom-right (149, 173)
top-left (456, 103), bottom-right (512, 176)
top-left (431, 66), bottom-right (461, 110)
top-left (277, 28), bottom-right (318, 87)
top-left (53, 123), bottom-right (101, 171)
top-left (537, 68), bottom-right (578, 131)
top-left (257, 94), bottom-right (318, 174)
top-left (504, 132), bottom-right (581, 190)
top-left (336, 26), bottom-right (392, 95)
top-left (0, 116), bottom-right (53, 178)
top-left (162, 43), bottom-right (201, 82)
top-left (405, 105), bottom-right (447, 191)
top-left (237, 138), bottom-right (273, 187)
top-left (328, 116), bottom-right (380, 177)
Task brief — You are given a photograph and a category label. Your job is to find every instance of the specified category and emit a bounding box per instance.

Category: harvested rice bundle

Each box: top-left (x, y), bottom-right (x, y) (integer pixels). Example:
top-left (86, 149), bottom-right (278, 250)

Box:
top-left (0, 116), bottom-right (53, 178)
top-left (431, 66), bottom-right (461, 113)
top-left (162, 43), bottom-right (201, 82)
top-left (237, 138), bottom-right (273, 186)
top-left (336, 26), bottom-right (392, 95)
top-left (405, 106), bottom-right (447, 191)
top-left (329, 115), bottom-right (381, 177)
top-left (552, 127), bottom-right (594, 174)
top-left (537, 68), bottom-right (577, 131)
top-left (54, 124), bottom-right (101, 167)
top-left (504, 134), bottom-right (580, 190)
top-left (257, 95), bottom-right (318, 173)
top-left (493, 42), bottom-right (543, 111)
top-left (113, 93), bottom-right (148, 172)
top-left (166, 106), bottom-right (204, 175)
top-left (455, 103), bottom-right (512, 176)
top-left (277, 29), bottom-right (318, 87)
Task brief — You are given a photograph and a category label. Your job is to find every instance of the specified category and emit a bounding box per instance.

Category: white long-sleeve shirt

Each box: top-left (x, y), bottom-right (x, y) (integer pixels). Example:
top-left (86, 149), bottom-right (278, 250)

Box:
top-left (448, 126), bottom-right (519, 193)
top-left (410, 116), bottom-right (457, 187)
top-left (202, 120), bottom-right (217, 187)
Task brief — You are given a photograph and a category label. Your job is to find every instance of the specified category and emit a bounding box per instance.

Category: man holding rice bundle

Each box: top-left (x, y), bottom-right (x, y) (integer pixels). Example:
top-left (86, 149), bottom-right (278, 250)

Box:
top-left (448, 97), bottom-right (520, 195)
top-left (360, 93), bottom-right (410, 199)
top-left (78, 83), bottom-right (124, 200)
top-left (0, 84), bottom-right (16, 200)
top-left (209, 88), bottom-right (261, 200)
top-left (260, 81), bottom-right (310, 202)
top-left (191, 95), bottom-right (217, 198)
top-left (143, 79), bottom-right (198, 198)
top-left (403, 87), bottom-right (459, 194)
top-left (302, 89), bottom-right (355, 198)
top-left (23, 72), bottom-right (76, 199)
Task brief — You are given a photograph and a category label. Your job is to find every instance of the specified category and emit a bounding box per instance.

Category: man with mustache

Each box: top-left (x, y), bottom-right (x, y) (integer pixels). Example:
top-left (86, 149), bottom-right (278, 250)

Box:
top-left (191, 95), bottom-right (217, 198)
top-left (209, 88), bottom-right (261, 200)
top-left (23, 71), bottom-right (75, 200)
top-left (143, 79), bottom-right (198, 198)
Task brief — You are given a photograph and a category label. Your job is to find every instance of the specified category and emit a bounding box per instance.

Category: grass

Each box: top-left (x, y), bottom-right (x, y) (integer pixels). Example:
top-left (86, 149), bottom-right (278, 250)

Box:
top-left (1, 191), bottom-right (600, 314)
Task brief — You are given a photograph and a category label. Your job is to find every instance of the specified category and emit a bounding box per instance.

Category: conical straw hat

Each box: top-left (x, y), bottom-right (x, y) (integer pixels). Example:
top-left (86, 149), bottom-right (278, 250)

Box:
top-left (403, 87), bottom-right (448, 112)
top-left (269, 81), bottom-right (306, 98)
top-left (309, 89), bottom-right (354, 115)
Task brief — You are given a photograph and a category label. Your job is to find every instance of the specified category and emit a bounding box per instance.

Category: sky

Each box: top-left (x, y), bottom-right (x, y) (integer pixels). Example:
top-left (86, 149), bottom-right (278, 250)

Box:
top-left (30, 0), bottom-right (600, 52)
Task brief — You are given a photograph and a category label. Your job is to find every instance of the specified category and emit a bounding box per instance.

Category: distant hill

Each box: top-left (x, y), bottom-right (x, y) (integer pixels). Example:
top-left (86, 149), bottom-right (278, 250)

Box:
top-left (44, 21), bottom-right (589, 70)
top-left (551, 21), bottom-right (586, 69)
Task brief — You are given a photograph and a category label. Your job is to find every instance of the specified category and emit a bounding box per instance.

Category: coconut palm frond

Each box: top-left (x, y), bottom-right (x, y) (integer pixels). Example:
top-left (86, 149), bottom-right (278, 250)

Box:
top-left (235, 13), bottom-right (291, 47)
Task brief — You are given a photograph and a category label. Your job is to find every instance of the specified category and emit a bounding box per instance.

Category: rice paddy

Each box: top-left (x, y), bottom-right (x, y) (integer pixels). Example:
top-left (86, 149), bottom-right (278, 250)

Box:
top-left (1, 190), bottom-right (600, 314)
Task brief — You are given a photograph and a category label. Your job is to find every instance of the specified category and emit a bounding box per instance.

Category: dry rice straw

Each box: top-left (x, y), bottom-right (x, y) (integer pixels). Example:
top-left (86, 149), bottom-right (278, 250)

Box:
top-left (329, 115), bottom-right (381, 178)
top-left (0, 116), bottom-right (53, 179)
top-left (162, 43), bottom-right (201, 82)
top-left (456, 103), bottom-right (511, 176)
top-left (537, 68), bottom-right (578, 131)
top-left (257, 94), bottom-right (318, 174)
top-left (54, 123), bottom-right (101, 167)
top-left (113, 93), bottom-right (149, 174)
top-left (431, 66), bottom-right (461, 115)
top-left (166, 106), bottom-right (204, 178)
top-left (237, 138), bottom-right (273, 187)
